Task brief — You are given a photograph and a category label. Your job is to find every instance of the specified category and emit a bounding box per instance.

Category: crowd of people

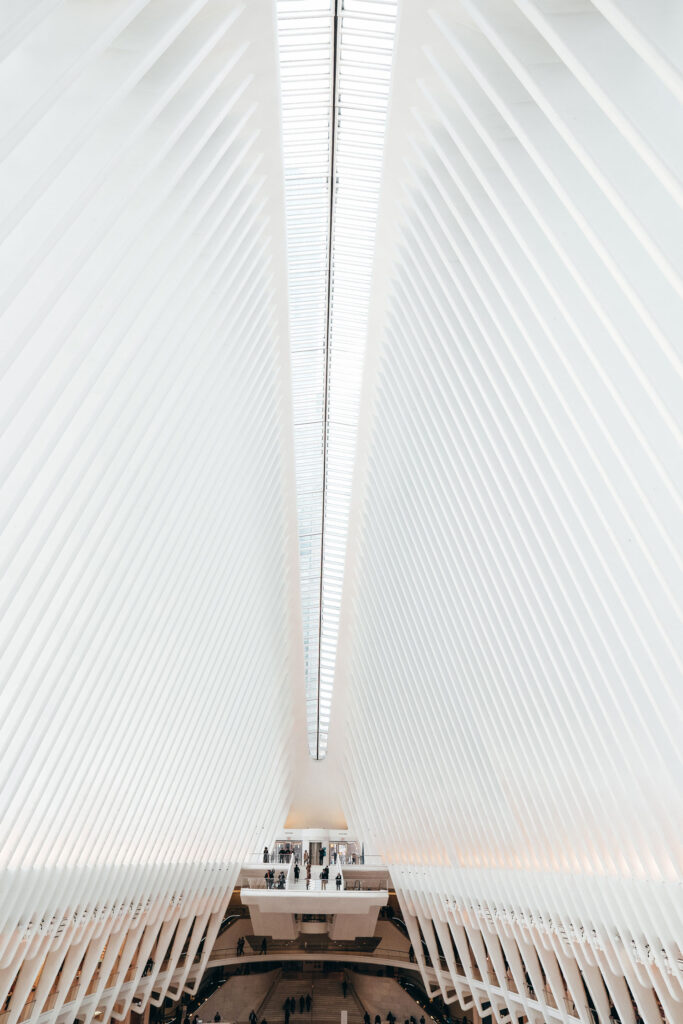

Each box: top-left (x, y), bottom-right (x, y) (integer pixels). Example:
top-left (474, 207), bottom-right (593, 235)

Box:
top-left (261, 844), bottom-right (362, 867)
top-left (365, 1014), bottom-right (426, 1024)
top-left (262, 859), bottom-right (344, 892)
top-left (263, 869), bottom-right (287, 889)
top-left (282, 993), bottom-right (313, 1023)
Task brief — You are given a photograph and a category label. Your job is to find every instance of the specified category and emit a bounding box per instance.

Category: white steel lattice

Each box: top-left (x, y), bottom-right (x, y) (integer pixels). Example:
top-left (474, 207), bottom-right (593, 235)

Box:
top-left (0, 4), bottom-right (303, 1024)
top-left (332, 1), bottom-right (683, 1023)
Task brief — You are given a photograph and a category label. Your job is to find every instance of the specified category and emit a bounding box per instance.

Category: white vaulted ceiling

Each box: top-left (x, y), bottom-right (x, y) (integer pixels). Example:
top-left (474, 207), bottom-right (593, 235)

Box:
top-left (332, 0), bottom-right (683, 1013)
top-left (0, 2), bottom-right (682, 1024)
top-left (0, 0), bottom-right (306, 970)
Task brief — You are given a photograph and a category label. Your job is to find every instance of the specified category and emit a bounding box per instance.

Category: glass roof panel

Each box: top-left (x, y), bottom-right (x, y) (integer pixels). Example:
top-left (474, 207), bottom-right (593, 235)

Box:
top-left (277, 0), bottom-right (396, 759)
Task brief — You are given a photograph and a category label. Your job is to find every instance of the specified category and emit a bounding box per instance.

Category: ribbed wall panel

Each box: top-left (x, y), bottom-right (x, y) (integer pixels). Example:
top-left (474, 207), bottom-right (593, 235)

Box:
top-left (334, 1), bottom-right (682, 1022)
top-left (0, 3), bottom-right (302, 1023)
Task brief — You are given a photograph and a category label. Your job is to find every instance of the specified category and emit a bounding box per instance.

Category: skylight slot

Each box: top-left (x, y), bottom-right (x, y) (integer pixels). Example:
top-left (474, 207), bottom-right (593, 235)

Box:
top-left (277, 0), bottom-right (396, 758)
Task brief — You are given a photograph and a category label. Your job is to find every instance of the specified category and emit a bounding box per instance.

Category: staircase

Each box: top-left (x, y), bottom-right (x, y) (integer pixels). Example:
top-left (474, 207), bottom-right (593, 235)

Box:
top-left (259, 978), bottom-right (313, 1024)
top-left (256, 973), bottom-right (366, 1024)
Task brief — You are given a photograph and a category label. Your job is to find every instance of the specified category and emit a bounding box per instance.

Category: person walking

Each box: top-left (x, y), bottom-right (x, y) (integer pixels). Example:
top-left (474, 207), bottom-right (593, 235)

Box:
top-left (249, 1011), bottom-right (257, 1024)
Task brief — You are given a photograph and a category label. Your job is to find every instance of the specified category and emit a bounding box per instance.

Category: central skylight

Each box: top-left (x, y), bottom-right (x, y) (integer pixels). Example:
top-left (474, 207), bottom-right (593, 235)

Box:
top-left (277, 0), bottom-right (397, 758)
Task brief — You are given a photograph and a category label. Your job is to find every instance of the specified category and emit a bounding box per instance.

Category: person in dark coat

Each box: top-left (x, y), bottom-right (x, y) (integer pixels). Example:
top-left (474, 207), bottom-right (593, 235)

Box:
top-left (294, 863), bottom-right (300, 882)
top-left (342, 979), bottom-right (347, 998)
top-left (364, 1014), bottom-right (371, 1024)
top-left (336, 872), bottom-right (342, 890)
top-left (305, 995), bottom-right (311, 1013)
top-left (299, 997), bottom-right (305, 1014)
top-left (214, 1014), bottom-right (220, 1022)
top-left (260, 937), bottom-right (267, 954)
top-left (263, 847), bottom-right (269, 863)
top-left (289, 998), bottom-right (296, 1014)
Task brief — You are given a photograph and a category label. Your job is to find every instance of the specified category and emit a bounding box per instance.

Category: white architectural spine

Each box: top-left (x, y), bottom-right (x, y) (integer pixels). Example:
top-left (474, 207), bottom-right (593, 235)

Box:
top-left (0, 3), bottom-right (303, 1024)
top-left (334, 2), bottom-right (683, 1023)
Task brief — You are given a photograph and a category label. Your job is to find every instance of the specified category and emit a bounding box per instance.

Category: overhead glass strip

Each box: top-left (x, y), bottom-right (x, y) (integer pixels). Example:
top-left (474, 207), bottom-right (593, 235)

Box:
top-left (277, 0), bottom-right (396, 758)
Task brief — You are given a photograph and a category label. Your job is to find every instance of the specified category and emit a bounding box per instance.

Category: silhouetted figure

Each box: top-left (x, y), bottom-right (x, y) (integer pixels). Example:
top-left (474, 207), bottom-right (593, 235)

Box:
top-left (336, 872), bottom-right (342, 890)
top-left (300, 997), bottom-right (305, 1014)
top-left (294, 863), bottom-right (300, 882)
top-left (249, 1011), bottom-right (257, 1024)
top-left (143, 958), bottom-right (154, 977)
top-left (263, 847), bottom-right (269, 863)
top-left (409, 945), bottom-right (415, 962)
top-left (375, 1016), bottom-right (382, 1024)
top-left (260, 938), bottom-right (267, 955)
top-left (214, 1013), bottom-right (221, 1021)
top-left (364, 1014), bottom-right (371, 1024)
top-left (289, 998), bottom-right (296, 1014)
top-left (305, 995), bottom-right (311, 1013)
top-left (342, 980), bottom-right (347, 998)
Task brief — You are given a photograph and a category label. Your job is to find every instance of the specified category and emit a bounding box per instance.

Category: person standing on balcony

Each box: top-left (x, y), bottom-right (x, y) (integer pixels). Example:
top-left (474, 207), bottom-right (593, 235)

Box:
top-left (294, 862), bottom-right (300, 883)
top-left (306, 863), bottom-right (311, 889)
top-left (263, 847), bottom-right (269, 863)
top-left (336, 872), bottom-right (342, 890)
